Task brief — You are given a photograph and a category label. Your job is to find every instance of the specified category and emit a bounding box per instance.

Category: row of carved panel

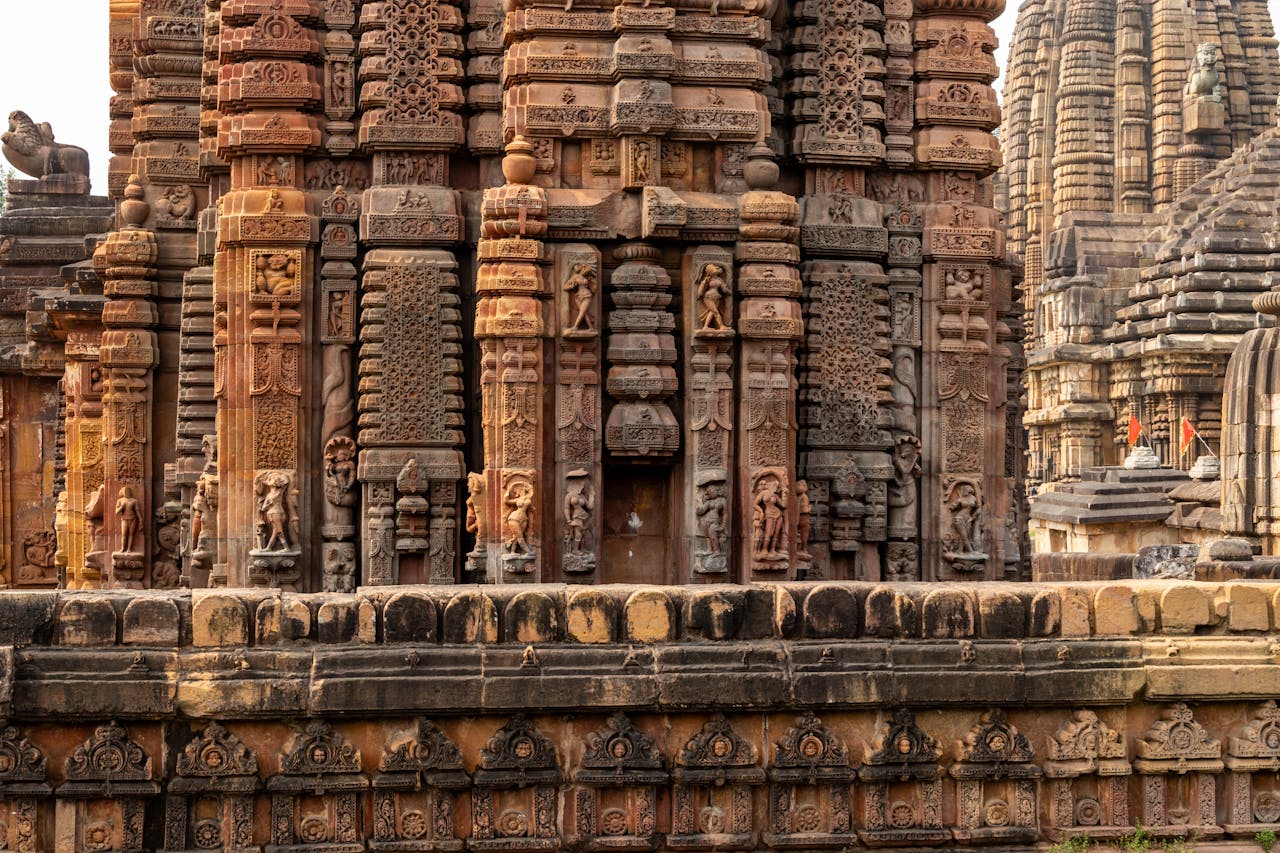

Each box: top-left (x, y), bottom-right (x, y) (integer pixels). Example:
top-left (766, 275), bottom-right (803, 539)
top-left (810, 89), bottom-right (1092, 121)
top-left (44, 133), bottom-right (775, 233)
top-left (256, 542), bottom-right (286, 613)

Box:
top-left (2, 704), bottom-right (1279, 849)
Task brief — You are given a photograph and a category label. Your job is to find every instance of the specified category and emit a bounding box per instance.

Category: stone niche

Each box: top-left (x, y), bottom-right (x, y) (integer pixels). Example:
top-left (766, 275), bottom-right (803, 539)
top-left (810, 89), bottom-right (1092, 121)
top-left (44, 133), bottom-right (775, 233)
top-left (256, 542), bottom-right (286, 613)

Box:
top-left (1133, 703), bottom-right (1224, 840)
top-left (0, 720), bottom-right (50, 853)
top-left (669, 715), bottom-right (764, 850)
top-left (1044, 709), bottom-right (1133, 842)
top-left (55, 721), bottom-right (161, 853)
top-left (266, 720), bottom-right (368, 852)
top-left (858, 709), bottom-right (948, 848)
top-left (571, 713), bottom-right (668, 852)
top-left (1224, 700), bottom-right (1280, 838)
top-left (162, 722), bottom-right (260, 853)
top-left (764, 713), bottom-right (858, 849)
top-left (371, 719), bottom-right (469, 851)
top-left (949, 709), bottom-right (1040, 844)
top-left (470, 716), bottom-right (561, 853)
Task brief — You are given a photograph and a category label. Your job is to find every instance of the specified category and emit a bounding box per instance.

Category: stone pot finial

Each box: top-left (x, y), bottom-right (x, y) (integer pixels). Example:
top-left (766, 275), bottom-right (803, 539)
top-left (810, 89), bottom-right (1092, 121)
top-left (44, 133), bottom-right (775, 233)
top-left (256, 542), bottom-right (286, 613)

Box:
top-left (120, 174), bottom-right (149, 229)
top-left (743, 143), bottom-right (778, 191)
top-left (502, 135), bottom-right (537, 185)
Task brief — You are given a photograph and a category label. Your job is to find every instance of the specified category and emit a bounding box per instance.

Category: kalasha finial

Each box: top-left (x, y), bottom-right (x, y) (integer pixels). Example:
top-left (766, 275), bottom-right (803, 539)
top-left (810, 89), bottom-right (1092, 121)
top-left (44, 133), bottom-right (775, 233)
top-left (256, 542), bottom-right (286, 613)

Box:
top-left (743, 143), bottom-right (779, 191)
top-left (120, 174), bottom-right (149, 229)
top-left (502, 135), bottom-right (537, 185)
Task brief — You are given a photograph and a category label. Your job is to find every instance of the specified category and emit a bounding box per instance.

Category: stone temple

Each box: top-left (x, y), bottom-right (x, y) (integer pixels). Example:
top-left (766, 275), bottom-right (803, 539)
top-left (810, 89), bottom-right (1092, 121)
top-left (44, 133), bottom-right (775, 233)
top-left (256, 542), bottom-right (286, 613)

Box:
top-left (1003, 0), bottom-right (1280, 487)
top-left (3, 1), bottom-right (1280, 851)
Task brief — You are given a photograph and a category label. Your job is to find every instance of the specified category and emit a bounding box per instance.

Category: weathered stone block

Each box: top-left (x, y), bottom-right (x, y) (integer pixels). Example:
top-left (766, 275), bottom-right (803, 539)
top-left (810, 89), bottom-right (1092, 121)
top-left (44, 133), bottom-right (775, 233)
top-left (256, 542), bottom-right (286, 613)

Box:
top-left (442, 591), bottom-right (497, 643)
top-left (1160, 584), bottom-right (1213, 633)
top-left (384, 590), bottom-right (438, 643)
top-left (191, 592), bottom-right (249, 646)
top-left (505, 590), bottom-right (559, 643)
top-left (317, 598), bottom-right (357, 643)
top-left (566, 589), bottom-right (617, 644)
top-left (1224, 582), bottom-right (1270, 631)
top-left (1094, 585), bottom-right (1139, 635)
top-left (122, 596), bottom-right (179, 645)
top-left (802, 584), bottom-right (859, 638)
top-left (922, 589), bottom-right (975, 638)
top-left (622, 589), bottom-right (675, 642)
top-left (54, 596), bottom-right (117, 646)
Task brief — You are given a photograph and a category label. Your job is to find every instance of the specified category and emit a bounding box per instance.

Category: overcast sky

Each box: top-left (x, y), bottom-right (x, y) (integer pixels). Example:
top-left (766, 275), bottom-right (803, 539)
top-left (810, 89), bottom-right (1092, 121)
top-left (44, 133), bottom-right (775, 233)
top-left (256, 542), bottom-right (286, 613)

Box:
top-left (2, 1), bottom-right (1280, 191)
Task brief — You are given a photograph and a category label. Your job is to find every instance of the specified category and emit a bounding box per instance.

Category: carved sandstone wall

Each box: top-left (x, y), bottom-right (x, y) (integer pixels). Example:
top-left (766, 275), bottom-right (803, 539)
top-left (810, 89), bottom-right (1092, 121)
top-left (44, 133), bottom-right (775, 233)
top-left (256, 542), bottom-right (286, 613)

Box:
top-left (0, 0), bottom-right (1023, 589)
top-left (2, 581), bottom-right (1280, 849)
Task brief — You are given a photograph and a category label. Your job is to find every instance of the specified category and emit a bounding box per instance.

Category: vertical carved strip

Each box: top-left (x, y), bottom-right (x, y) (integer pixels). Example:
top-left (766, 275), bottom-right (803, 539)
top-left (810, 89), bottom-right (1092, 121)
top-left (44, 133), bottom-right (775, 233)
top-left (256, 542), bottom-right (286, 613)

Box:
top-left (319, 187), bottom-right (359, 592)
top-left (215, 1), bottom-right (323, 588)
top-left (98, 182), bottom-right (159, 589)
top-left (554, 245), bottom-right (603, 580)
top-left (737, 147), bottom-right (803, 580)
top-left (62, 340), bottom-right (105, 590)
top-left (476, 138), bottom-right (548, 582)
top-left (684, 246), bottom-right (734, 580)
top-left (915, 0), bottom-right (1005, 581)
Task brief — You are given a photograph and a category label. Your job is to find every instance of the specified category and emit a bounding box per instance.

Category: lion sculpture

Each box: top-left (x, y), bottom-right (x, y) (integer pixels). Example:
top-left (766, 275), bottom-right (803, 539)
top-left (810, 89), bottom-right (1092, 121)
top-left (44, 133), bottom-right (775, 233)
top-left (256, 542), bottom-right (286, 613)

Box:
top-left (1, 110), bottom-right (91, 181)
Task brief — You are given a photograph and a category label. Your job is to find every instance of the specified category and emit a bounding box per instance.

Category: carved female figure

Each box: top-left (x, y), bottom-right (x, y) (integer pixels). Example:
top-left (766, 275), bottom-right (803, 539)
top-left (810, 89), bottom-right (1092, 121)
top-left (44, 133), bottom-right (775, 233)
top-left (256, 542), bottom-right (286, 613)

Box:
top-left (256, 472), bottom-right (293, 552)
top-left (752, 474), bottom-right (788, 558)
top-left (695, 263), bottom-right (730, 331)
top-left (696, 480), bottom-right (728, 555)
top-left (115, 486), bottom-right (142, 553)
top-left (504, 482), bottom-right (535, 554)
top-left (946, 482), bottom-right (982, 554)
top-left (564, 263), bottom-right (597, 331)
top-left (465, 472), bottom-right (486, 541)
top-left (562, 473), bottom-right (595, 553)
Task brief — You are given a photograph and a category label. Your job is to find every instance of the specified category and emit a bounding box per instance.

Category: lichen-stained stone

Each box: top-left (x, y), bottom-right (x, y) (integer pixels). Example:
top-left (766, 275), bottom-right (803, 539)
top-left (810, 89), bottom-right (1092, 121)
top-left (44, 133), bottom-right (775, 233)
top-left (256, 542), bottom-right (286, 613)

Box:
top-left (566, 589), bottom-right (617, 644)
top-left (622, 589), bottom-right (675, 643)
top-left (54, 595), bottom-right (118, 646)
top-left (506, 590), bottom-right (560, 644)
top-left (384, 589), bottom-right (439, 643)
top-left (190, 591), bottom-right (249, 647)
top-left (121, 596), bottom-right (179, 645)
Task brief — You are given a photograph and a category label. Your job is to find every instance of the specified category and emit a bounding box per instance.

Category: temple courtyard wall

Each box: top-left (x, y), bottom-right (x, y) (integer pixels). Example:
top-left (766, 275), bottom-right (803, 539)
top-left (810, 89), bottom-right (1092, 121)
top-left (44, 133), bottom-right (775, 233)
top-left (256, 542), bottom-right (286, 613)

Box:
top-left (3, 581), bottom-right (1280, 849)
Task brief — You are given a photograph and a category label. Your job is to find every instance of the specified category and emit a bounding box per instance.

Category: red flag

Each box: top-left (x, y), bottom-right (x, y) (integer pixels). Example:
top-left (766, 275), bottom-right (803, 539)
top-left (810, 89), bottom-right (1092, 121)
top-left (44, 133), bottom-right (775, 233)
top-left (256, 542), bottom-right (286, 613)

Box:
top-left (1180, 417), bottom-right (1197, 456)
top-left (1128, 413), bottom-right (1143, 447)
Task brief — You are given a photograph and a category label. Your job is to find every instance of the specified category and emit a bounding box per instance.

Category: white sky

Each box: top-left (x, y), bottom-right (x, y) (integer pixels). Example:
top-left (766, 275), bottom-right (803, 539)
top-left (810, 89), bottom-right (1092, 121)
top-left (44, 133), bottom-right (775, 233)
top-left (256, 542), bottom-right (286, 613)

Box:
top-left (1, 1), bottom-right (1280, 191)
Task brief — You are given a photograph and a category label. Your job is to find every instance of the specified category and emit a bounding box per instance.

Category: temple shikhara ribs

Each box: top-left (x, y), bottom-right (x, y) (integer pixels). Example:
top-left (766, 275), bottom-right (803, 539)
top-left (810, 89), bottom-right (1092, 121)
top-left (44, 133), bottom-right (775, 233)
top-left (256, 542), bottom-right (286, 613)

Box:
top-left (11, 1), bottom-right (1280, 852)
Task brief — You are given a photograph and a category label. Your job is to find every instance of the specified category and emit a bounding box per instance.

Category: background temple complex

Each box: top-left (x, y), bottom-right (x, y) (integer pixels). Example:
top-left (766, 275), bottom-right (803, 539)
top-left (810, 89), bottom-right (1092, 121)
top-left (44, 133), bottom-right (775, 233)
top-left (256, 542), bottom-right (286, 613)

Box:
top-left (10, 0), bottom-right (1280, 851)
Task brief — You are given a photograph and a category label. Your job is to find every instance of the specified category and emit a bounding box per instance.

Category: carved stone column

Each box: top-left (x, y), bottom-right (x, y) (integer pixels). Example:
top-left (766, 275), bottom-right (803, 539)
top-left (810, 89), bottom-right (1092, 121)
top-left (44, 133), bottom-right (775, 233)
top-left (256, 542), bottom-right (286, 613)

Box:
top-left (318, 187), bottom-right (359, 592)
top-left (684, 246), bottom-right (734, 581)
top-left (214, 0), bottom-right (323, 588)
top-left (61, 335), bottom-right (105, 590)
top-left (99, 178), bottom-right (159, 589)
top-left (356, 0), bottom-right (468, 587)
top-left (736, 146), bottom-right (803, 581)
top-left (553, 244), bottom-right (603, 581)
top-left (914, 0), bottom-right (1006, 581)
top-left (475, 138), bottom-right (549, 582)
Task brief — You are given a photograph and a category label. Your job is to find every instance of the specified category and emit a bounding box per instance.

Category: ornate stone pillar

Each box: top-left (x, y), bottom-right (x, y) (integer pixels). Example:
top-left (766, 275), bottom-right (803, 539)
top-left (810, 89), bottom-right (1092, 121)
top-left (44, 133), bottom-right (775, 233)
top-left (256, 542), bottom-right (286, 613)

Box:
top-left (319, 188), bottom-right (359, 592)
top-left (914, 0), bottom-right (1007, 581)
top-left (475, 138), bottom-right (549, 582)
top-left (61, 335), bottom-right (105, 590)
top-left (214, 0), bottom-right (323, 588)
top-left (98, 178), bottom-right (159, 589)
top-left (684, 246), bottom-right (735, 581)
top-left (355, 0), bottom-right (468, 587)
top-left (736, 146), bottom-right (803, 581)
top-left (553, 244), bottom-right (604, 581)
